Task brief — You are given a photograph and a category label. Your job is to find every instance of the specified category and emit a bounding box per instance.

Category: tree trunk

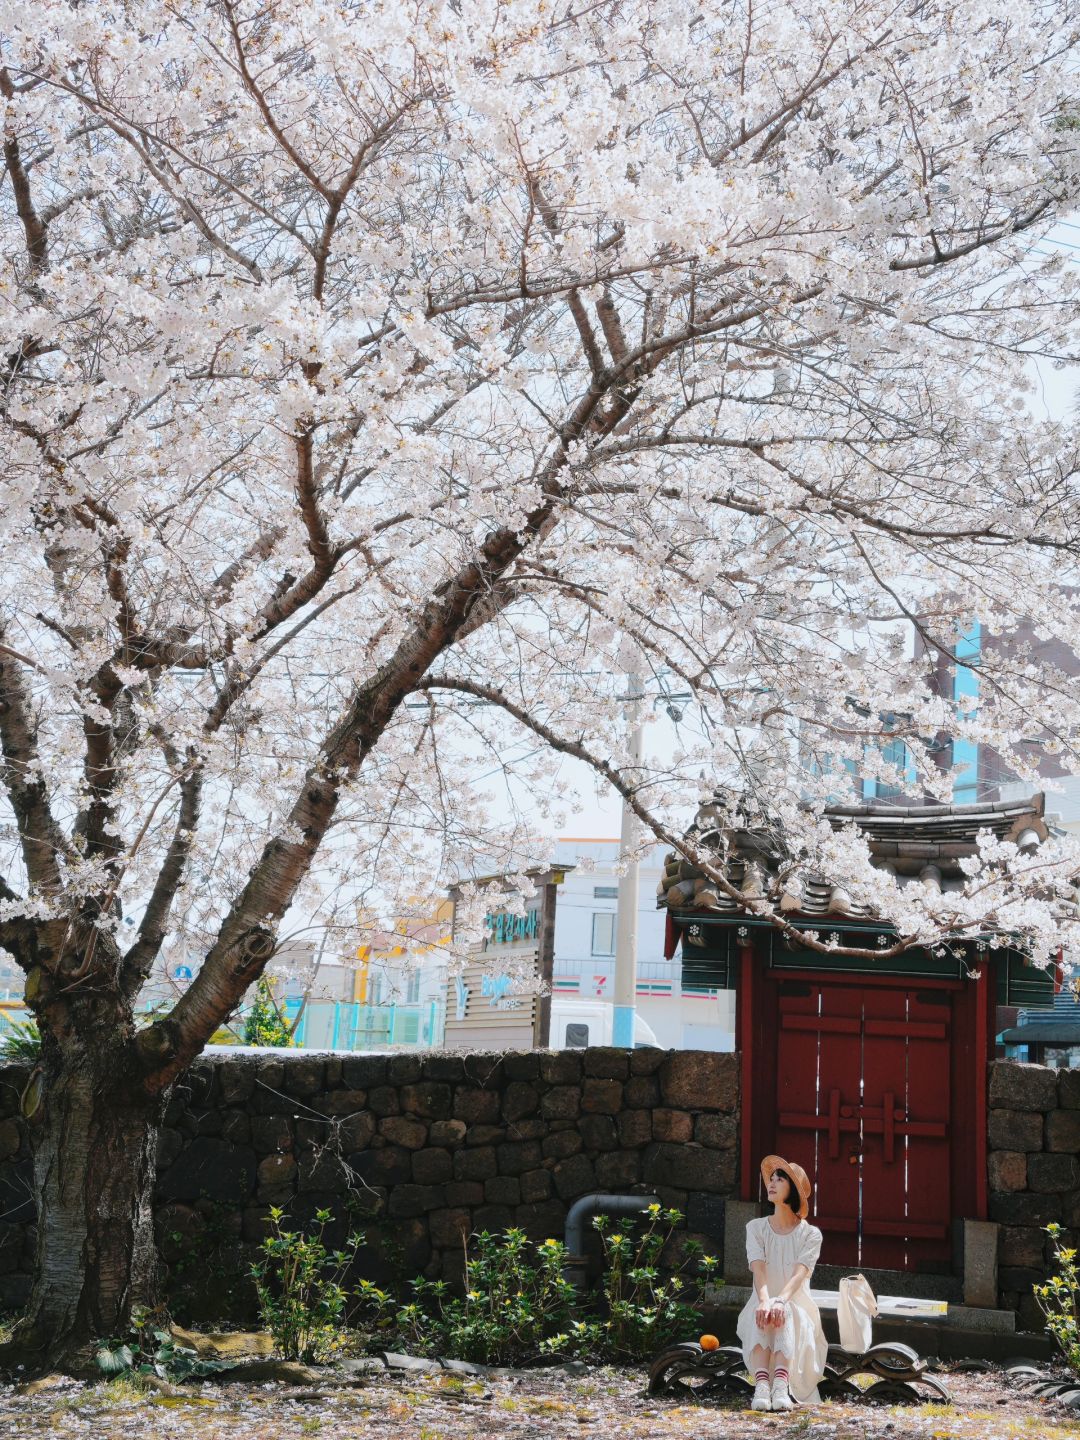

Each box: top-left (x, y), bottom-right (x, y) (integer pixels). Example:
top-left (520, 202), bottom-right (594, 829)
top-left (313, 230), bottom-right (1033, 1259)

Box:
top-left (3, 1045), bottom-right (167, 1375)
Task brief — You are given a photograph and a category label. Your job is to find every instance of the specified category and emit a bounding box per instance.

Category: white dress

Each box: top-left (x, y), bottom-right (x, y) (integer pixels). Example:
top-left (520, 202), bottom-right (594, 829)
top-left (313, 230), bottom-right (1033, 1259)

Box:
top-left (736, 1216), bottom-right (828, 1404)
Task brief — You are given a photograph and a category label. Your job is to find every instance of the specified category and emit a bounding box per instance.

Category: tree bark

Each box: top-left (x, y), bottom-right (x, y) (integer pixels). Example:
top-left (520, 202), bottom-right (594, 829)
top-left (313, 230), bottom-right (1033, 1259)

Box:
top-left (1, 1037), bottom-right (166, 1375)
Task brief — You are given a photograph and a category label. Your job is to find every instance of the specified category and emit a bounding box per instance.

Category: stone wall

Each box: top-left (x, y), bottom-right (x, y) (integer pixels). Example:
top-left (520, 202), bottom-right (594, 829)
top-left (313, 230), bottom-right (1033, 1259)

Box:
top-left (987, 1059), bottom-right (1080, 1330)
top-left (0, 1048), bottom-right (739, 1319)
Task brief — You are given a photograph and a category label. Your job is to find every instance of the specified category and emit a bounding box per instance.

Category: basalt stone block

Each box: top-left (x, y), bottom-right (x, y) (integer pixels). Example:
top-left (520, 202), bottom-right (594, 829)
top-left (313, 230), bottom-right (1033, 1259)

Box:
top-left (502, 1081), bottom-right (540, 1122)
top-left (485, 1175), bottom-right (521, 1206)
top-left (257, 1153), bottom-right (297, 1190)
top-left (412, 1148), bottom-right (454, 1184)
top-left (542, 1130), bottom-right (583, 1160)
top-left (987, 1150), bottom-right (1027, 1193)
top-left (296, 1119), bottom-right (333, 1148)
top-left (350, 1144), bottom-right (412, 1187)
top-left (250, 1115), bottom-right (294, 1154)
top-left (474, 1204), bottom-right (514, 1233)
top-left (578, 1114), bottom-right (617, 1151)
top-left (325, 1058), bottom-right (343, 1089)
top-left (988, 1191), bottom-right (1061, 1227)
top-left (583, 1047), bottom-right (630, 1080)
top-left (454, 1088), bottom-right (501, 1124)
top-left (1046, 1110), bottom-right (1080, 1154)
top-left (1063, 1191), bottom-right (1080, 1228)
top-left (379, 1115), bottom-right (429, 1151)
top-left (445, 1182), bottom-right (485, 1206)
top-left (284, 1057), bottom-right (325, 1097)
top-left (421, 1054), bottom-right (467, 1083)
top-left (0, 1065), bottom-right (30, 1116)
top-left (998, 1265), bottom-right (1047, 1291)
top-left (498, 1140), bottom-right (543, 1175)
top-left (183, 1065), bottom-right (216, 1107)
top-left (220, 1110), bottom-right (251, 1147)
top-left (540, 1051), bottom-right (582, 1084)
top-left (1059, 1068), bottom-right (1080, 1110)
top-left (0, 1273), bottom-right (32, 1311)
top-left (654, 1187), bottom-right (689, 1212)
top-left (652, 1109), bottom-right (693, 1144)
top-left (387, 1054), bottom-right (424, 1085)
top-left (462, 1054), bottom-right (504, 1087)
top-left (1027, 1151), bottom-right (1080, 1194)
top-left (516, 1199), bottom-right (568, 1243)
top-left (157, 1126), bottom-right (184, 1170)
top-left (540, 1086), bottom-right (580, 1120)
top-left (553, 1153), bottom-right (597, 1200)
top-left (453, 1146), bottom-right (498, 1182)
top-left (998, 1225), bottom-right (1047, 1268)
top-left (368, 1086), bottom-right (401, 1118)
top-left (624, 1076), bottom-right (661, 1108)
top-left (503, 1053), bottom-right (541, 1081)
top-left (255, 1058), bottom-right (286, 1094)
top-left (157, 1137), bottom-right (256, 1206)
top-left (217, 1060), bottom-right (258, 1105)
top-left (630, 1048), bottom-right (667, 1075)
top-left (430, 1120), bottom-right (468, 1148)
top-left (660, 1051), bottom-right (737, 1111)
top-left (988, 1061), bottom-right (1059, 1112)
top-left (987, 1108), bottom-right (1044, 1152)
top-left (520, 1168), bottom-right (553, 1204)
top-left (644, 1141), bottom-right (734, 1193)
top-left (154, 1203), bottom-right (203, 1263)
top-left (595, 1151), bottom-right (641, 1188)
top-left (401, 1083), bottom-right (452, 1120)
top-left (0, 1225), bottom-right (22, 1275)
top-left (320, 1089), bottom-right (369, 1116)
top-left (616, 1109), bottom-right (653, 1148)
top-left (341, 1055), bottom-right (388, 1088)
top-left (507, 1117), bottom-right (546, 1140)
top-left (688, 1191), bottom-right (727, 1241)
top-left (466, 1124), bottom-right (506, 1145)
top-left (339, 1112), bottom-right (377, 1152)
top-left (298, 1149), bottom-right (350, 1193)
top-left (695, 1114), bottom-right (738, 1149)
top-left (429, 1207), bottom-right (472, 1248)
top-left (388, 1184), bottom-right (445, 1219)
top-left (581, 1079), bottom-right (623, 1115)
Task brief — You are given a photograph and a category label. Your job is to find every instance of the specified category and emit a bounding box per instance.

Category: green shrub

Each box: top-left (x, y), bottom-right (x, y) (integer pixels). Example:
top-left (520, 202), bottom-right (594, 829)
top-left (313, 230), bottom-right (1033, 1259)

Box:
top-left (252, 1206), bottom-right (364, 1362)
top-left (361, 1206), bottom-right (719, 1367)
top-left (363, 1226), bottom-right (579, 1366)
top-left (1035, 1222), bottom-right (1080, 1375)
top-left (243, 978), bottom-right (293, 1047)
top-left (94, 1306), bottom-right (223, 1383)
top-left (0, 1018), bottom-right (41, 1063)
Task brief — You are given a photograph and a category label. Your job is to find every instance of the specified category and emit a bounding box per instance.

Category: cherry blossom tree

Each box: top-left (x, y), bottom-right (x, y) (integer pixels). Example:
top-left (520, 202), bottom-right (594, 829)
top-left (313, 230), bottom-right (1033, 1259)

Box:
top-left (1, 0), bottom-right (1080, 1368)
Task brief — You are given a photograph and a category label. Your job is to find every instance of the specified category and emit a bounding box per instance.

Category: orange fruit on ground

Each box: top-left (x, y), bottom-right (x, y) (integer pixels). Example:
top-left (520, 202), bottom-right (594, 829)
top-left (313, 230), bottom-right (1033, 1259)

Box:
top-left (699, 1334), bottom-right (720, 1350)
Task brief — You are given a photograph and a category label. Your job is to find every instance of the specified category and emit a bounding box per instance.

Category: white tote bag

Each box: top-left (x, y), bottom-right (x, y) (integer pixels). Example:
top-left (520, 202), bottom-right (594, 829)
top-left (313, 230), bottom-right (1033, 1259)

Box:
top-left (837, 1273), bottom-right (877, 1353)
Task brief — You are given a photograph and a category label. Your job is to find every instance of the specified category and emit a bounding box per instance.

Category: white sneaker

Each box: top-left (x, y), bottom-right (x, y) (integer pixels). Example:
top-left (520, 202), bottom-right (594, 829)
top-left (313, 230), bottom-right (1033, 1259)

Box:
top-left (751, 1380), bottom-right (772, 1411)
top-left (770, 1380), bottom-right (795, 1411)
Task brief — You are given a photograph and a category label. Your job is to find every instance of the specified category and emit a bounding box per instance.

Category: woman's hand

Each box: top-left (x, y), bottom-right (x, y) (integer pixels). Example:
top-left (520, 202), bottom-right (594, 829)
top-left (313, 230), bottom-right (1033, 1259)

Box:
top-left (754, 1300), bottom-right (772, 1329)
top-left (766, 1299), bottom-right (788, 1328)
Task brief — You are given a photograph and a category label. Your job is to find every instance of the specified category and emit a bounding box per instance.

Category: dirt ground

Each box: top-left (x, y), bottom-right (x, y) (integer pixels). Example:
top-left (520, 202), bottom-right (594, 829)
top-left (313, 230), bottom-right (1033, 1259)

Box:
top-left (1, 1362), bottom-right (1078, 1440)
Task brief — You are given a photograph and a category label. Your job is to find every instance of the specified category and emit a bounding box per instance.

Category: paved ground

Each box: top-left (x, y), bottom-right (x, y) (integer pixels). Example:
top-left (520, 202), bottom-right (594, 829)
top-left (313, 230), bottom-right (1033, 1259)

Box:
top-left (1, 1363), bottom-right (1078, 1440)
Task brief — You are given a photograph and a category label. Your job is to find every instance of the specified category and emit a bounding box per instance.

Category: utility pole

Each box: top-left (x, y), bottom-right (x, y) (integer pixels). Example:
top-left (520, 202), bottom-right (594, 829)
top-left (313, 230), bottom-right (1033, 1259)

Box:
top-left (612, 670), bottom-right (644, 1048)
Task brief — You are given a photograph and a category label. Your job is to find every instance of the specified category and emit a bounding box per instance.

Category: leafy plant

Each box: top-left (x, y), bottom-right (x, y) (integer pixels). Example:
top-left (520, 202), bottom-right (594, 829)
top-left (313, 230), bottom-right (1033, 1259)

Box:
top-left (243, 977), bottom-right (293, 1048)
top-left (585, 1204), bottom-right (720, 1361)
top-left (252, 1205), bottom-right (365, 1362)
top-left (360, 1208), bottom-right (720, 1367)
top-left (365, 1226), bottom-right (580, 1366)
top-left (94, 1306), bottom-right (223, 1382)
top-left (1034, 1223), bottom-right (1080, 1375)
top-left (0, 1017), bottom-right (41, 1063)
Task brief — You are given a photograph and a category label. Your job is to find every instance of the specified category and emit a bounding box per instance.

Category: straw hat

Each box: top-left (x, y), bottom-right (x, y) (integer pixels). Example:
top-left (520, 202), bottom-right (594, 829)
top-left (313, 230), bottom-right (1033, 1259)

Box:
top-left (760, 1154), bottom-right (812, 1220)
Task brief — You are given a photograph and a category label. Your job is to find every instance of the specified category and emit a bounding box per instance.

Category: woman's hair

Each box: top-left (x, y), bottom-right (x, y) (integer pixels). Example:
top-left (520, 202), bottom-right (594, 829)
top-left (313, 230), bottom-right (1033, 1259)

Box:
top-left (771, 1168), bottom-right (801, 1215)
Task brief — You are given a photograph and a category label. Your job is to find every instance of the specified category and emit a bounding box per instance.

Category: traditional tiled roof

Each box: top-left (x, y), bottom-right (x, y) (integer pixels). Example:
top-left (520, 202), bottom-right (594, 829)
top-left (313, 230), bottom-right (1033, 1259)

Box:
top-left (657, 793), bottom-right (1049, 921)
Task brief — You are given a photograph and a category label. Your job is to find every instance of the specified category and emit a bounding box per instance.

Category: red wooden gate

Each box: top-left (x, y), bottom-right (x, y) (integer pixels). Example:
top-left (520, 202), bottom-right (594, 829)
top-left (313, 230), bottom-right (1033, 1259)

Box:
top-left (770, 974), bottom-right (954, 1270)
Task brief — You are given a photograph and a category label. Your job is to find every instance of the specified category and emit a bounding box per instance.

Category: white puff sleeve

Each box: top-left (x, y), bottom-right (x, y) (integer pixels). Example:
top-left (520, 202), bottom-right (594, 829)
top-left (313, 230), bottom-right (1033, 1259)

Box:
top-left (797, 1224), bottom-right (823, 1275)
top-left (746, 1219), bottom-right (766, 1267)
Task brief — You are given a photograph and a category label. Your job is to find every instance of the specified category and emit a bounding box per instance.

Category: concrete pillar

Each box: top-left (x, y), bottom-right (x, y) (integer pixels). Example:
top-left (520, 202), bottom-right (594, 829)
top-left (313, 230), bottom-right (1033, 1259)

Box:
top-left (963, 1218), bottom-right (999, 1309)
top-left (724, 1198), bottom-right (765, 1285)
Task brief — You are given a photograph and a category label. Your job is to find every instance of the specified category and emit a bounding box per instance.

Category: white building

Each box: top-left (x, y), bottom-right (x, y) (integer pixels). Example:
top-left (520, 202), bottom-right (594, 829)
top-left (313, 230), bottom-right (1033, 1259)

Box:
top-left (548, 837), bottom-right (736, 1051)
